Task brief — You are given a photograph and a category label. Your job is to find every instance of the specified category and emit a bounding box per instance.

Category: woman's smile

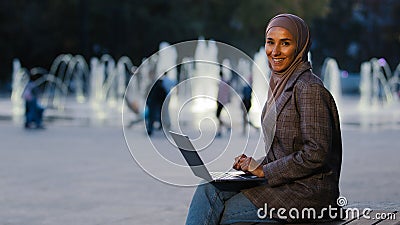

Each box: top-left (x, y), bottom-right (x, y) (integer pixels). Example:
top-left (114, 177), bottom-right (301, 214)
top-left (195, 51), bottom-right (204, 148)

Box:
top-left (272, 58), bottom-right (285, 64)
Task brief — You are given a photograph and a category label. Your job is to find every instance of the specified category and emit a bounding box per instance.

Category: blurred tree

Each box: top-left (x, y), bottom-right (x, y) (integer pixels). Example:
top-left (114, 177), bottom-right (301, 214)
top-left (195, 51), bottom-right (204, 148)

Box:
top-left (312, 0), bottom-right (363, 73)
top-left (312, 0), bottom-right (400, 73)
top-left (231, 0), bottom-right (330, 55)
top-left (6, 0), bottom-right (400, 92)
top-left (0, 0), bottom-right (79, 89)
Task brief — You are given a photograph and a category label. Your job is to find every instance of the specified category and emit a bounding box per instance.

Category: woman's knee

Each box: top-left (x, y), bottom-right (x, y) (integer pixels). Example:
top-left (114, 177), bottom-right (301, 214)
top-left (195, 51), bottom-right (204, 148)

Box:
top-left (196, 182), bottom-right (219, 196)
top-left (220, 193), bottom-right (264, 224)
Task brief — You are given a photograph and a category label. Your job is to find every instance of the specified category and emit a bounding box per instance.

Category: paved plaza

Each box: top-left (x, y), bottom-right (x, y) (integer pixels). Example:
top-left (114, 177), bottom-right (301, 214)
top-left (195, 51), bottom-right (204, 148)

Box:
top-left (0, 96), bottom-right (399, 224)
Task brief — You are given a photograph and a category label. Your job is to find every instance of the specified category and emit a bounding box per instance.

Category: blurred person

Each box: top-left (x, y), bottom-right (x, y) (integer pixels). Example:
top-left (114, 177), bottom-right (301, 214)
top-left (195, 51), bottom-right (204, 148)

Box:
top-left (240, 74), bottom-right (256, 134)
top-left (184, 14), bottom-right (342, 224)
top-left (161, 72), bottom-right (176, 130)
top-left (22, 73), bottom-right (45, 129)
top-left (145, 79), bottom-right (167, 136)
top-left (216, 68), bottom-right (231, 138)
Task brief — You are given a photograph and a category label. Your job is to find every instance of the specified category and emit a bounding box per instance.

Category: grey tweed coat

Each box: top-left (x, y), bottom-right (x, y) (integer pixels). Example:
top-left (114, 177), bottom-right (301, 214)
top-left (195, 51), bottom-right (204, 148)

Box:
top-left (242, 68), bottom-right (342, 221)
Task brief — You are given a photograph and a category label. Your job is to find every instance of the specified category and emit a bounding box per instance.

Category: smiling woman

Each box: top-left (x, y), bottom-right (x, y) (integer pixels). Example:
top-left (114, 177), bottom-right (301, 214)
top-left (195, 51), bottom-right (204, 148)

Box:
top-left (184, 14), bottom-right (343, 225)
top-left (242, 13), bottom-right (342, 222)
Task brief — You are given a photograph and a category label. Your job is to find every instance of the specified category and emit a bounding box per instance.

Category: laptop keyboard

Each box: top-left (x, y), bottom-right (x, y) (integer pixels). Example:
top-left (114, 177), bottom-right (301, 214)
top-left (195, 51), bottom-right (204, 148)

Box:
top-left (210, 172), bottom-right (240, 179)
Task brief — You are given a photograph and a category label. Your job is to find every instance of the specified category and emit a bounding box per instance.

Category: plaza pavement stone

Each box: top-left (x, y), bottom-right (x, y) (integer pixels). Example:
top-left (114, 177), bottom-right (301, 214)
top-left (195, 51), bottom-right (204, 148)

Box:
top-left (0, 97), bottom-right (399, 224)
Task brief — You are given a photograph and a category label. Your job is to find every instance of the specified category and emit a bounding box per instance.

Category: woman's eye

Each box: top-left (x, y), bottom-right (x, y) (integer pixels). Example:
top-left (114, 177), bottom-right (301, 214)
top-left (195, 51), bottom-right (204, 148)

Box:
top-left (266, 41), bottom-right (274, 45)
top-left (282, 42), bottom-right (290, 46)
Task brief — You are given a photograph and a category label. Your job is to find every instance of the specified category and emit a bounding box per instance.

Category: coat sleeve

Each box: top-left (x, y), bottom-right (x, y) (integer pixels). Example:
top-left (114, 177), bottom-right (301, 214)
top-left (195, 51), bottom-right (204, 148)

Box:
top-left (263, 83), bottom-right (334, 187)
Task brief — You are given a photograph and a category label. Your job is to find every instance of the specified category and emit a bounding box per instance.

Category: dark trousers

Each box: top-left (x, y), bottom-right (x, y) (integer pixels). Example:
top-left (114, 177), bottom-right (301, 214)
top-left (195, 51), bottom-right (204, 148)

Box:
top-left (145, 104), bottom-right (162, 135)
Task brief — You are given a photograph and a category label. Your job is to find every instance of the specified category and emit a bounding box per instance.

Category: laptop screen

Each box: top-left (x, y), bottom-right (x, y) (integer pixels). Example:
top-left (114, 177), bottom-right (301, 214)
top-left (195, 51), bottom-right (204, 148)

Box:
top-left (169, 131), bottom-right (213, 181)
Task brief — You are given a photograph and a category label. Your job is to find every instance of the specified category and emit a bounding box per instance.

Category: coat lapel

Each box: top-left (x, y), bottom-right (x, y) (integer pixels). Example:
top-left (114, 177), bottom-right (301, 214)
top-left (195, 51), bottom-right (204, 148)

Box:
top-left (273, 64), bottom-right (311, 117)
top-left (261, 63), bottom-right (312, 159)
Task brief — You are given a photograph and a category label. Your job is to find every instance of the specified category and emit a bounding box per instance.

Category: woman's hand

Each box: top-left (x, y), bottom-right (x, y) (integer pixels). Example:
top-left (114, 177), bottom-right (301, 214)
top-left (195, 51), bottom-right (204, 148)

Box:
top-left (233, 154), bottom-right (247, 170)
top-left (233, 154), bottom-right (265, 178)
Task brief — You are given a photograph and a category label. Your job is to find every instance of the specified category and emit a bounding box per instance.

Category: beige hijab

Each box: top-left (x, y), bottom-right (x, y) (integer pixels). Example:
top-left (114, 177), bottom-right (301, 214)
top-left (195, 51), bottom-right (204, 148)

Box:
top-left (265, 14), bottom-right (312, 110)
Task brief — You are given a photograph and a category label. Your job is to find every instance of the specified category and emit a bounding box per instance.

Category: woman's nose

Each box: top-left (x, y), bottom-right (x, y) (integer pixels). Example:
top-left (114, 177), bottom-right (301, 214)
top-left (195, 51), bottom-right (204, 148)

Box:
top-left (272, 45), bottom-right (281, 56)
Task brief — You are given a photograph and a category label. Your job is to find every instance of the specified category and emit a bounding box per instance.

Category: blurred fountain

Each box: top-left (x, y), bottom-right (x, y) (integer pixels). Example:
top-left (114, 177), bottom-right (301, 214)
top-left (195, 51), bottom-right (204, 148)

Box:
top-left (101, 55), bottom-right (133, 112)
top-left (116, 56), bottom-right (134, 111)
top-left (177, 57), bottom-right (194, 103)
top-left (125, 56), bottom-right (156, 120)
top-left (252, 47), bottom-right (270, 122)
top-left (322, 57), bottom-right (342, 104)
top-left (389, 62), bottom-right (400, 99)
top-left (9, 40), bottom-right (293, 127)
top-left (90, 54), bottom-right (133, 121)
top-left (359, 61), bottom-right (372, 108)
top-left (221, 59), bottom-right (232, 81)
top-left (42, 54), bottom-right (73, 109)
top-left (40, 54), bottom-right (91, 111)
top-left (359, 58), bottom-right (393, 109)
top-left (11, 60), bottom-right (69, 124)
top-left (30, 69), bottom-right (68, 103)
top-left (157, 42), bottom-right (178, 80)
top-left (89, 57), bottom-right (103, 110)
top-left (100, 54), bottom-right (117, 108)
top-left (65, 55), bottom-right (90, 104)
top-left (237, 58), bottom-right (251, 83)
top-left (353, 58), bottom-right (400, 130)
top-left (11, 58), bottom-right (29, 122)
top-left (192, 38), bottom-right (220, 112)
top-left (372, 58), bottom-right (393, 104)
top-left (10, 53), bottom-right (140, 125)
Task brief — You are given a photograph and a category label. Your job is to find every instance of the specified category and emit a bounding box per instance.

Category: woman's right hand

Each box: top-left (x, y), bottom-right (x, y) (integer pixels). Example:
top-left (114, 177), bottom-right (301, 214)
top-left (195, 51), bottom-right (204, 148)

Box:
top-left (233, 154), bottom-right (247, 170)
top-left (233, 154), bottom-right (265, 177)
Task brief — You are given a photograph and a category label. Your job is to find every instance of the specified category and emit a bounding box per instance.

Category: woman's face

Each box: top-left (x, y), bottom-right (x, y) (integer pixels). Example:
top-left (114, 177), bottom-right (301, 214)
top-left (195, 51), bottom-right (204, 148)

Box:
top-left (265, 27), bottom-right (296, 73)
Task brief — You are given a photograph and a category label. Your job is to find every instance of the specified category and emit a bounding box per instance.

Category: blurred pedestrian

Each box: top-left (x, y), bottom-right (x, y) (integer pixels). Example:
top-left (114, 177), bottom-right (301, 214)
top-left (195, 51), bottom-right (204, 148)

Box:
top-left (216, 68), bottom-right (231, 137)
top-left (161, 72), bottom-right (176, 130)
top-left (240, 74), bottom-right (256, 134)
top-left (145, 79), bottom-right (167, 136)
top-left (22, 74), bottom-right (45, 129)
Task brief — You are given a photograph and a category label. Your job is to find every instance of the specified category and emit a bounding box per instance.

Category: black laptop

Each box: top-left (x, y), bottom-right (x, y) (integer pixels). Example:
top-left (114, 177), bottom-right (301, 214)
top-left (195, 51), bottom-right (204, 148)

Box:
top-left (169, 131), bottom-right (266, 191)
